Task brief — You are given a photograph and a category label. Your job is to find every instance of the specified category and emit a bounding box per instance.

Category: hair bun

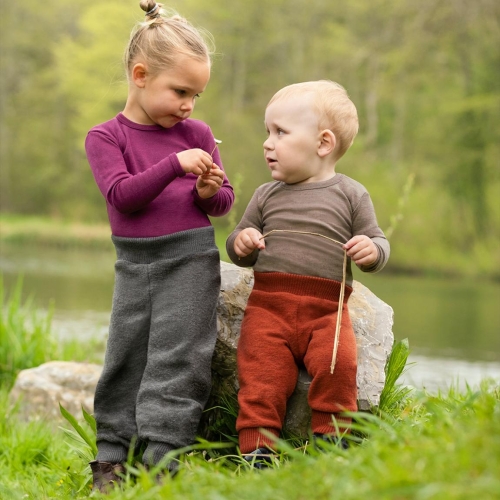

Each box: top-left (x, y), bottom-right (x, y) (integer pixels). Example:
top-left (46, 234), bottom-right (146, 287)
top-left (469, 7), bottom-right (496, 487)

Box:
top-left (140, 1), bottom-right (162, 19)
top-left (125, 2), bottom-right (214, 76)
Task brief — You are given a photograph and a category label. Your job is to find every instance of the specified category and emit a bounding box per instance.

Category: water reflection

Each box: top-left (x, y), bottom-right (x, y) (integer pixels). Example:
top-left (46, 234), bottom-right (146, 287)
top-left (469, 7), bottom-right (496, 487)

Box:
top-left (1, 244), bottom-right (115, 311)
top-left (1, 244), bottom-right (499, 392)
top-left (354, 271), bottom-right (500, 363)
top-left (402, 355), bottom-right (500, 393)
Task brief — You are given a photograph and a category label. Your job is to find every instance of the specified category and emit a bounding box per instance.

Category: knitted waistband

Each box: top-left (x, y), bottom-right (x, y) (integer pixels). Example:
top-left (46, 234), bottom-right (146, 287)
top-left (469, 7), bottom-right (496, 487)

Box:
top-left (111, 226), bottom-right (217, 264)
top-left (253, 272), bottom-right (352, 301)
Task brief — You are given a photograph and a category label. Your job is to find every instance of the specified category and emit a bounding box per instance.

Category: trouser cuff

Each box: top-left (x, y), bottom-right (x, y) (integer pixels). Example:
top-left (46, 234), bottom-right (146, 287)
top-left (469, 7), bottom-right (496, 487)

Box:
top-left (142, 441), bottom-right (176, 466)
top-left (96, 441), bottom-right (128, 464)
top-left (311, 411), bottom-right (352, 435)
top-left (239, 427), bottom-right (280, 454)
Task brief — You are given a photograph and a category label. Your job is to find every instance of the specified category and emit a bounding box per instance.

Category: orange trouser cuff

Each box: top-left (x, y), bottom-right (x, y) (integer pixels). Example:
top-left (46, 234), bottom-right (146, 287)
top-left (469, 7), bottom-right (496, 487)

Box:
top-left (239, 428), bottom-right (280, 454)
top-left (312, 411), bottom-right (352, 435)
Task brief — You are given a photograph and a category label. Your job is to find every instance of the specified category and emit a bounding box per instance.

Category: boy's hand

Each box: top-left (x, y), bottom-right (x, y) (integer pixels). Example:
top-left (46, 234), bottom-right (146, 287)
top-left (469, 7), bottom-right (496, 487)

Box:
top-left (234, 228), bottom-right (265, 257)
top-left (196, 164), bottom-right (224, 199)
top-left (343, 235), bottom-right (379, 267)
top-left (177, 149), bottom-right (213, 175)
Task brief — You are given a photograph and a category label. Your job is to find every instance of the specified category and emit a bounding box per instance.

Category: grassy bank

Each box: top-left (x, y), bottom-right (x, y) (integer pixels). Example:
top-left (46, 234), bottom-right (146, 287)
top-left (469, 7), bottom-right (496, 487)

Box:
top-left (0, 214), bottom-right (113, 251)
top-left (0, 214), bottom-right (230, 262)
top-left (2, 382), bottom-right (499, 499)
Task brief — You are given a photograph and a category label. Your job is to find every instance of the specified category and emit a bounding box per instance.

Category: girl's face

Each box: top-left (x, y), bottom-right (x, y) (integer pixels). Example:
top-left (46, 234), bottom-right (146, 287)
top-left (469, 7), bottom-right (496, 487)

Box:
top-left (263, 96), bottom-right (327, 184)
top-left (130, 54), bottom-right (211, 128)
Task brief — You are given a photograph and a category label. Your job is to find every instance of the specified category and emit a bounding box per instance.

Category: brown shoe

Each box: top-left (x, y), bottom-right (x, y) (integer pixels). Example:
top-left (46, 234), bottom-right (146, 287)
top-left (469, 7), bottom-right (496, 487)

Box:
top-left (89, 460), bottom-right (126, 493)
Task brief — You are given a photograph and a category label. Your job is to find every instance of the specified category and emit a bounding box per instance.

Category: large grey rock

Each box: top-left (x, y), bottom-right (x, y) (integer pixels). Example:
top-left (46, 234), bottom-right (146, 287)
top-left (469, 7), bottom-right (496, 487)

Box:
top-left (202, 261), bottom-right (394, 439)
top-left (9, 361), bottom-right (102, 421)
top-left (10, 262), bottom-right (394, 438)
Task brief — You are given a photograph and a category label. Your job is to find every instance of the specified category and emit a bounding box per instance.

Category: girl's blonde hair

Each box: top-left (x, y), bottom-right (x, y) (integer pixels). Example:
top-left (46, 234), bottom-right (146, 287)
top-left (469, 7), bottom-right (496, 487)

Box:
top-left (268, 81), bottom-right (359, 161)
top-left (124, 1), bottom-right (215, 78)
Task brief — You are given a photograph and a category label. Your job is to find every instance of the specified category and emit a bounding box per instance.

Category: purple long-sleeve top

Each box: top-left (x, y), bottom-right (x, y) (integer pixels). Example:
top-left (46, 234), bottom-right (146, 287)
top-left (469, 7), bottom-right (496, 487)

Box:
top-left (85, 113), bottom-right (234, 237)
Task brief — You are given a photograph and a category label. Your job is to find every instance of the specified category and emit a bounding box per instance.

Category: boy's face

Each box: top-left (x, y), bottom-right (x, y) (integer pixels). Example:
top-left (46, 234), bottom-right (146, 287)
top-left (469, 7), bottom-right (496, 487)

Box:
top-left (263, 96), bottom-right (327, 184)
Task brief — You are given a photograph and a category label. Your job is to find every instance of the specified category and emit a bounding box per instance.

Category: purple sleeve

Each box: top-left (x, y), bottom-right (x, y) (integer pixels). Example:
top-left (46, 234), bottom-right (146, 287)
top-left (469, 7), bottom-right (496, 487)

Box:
top-left (192, 182), bottom-right (235, 217)
top-left (85, 131), bottom-right (185, 214)
top-left (192, 133), bottom-right (235, 217)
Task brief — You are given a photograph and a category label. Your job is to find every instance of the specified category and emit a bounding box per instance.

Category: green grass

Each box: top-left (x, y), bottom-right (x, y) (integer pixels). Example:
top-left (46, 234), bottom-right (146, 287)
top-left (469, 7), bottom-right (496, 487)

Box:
top-left (1, 382), bottom-right (499, 499)
top-left (0, 276), bottom-right (104, 389)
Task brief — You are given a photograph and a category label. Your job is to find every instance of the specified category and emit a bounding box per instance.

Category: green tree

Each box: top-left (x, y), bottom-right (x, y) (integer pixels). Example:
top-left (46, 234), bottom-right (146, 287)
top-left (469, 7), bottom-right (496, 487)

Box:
top-left (1, 0), bottom-right (499, 275)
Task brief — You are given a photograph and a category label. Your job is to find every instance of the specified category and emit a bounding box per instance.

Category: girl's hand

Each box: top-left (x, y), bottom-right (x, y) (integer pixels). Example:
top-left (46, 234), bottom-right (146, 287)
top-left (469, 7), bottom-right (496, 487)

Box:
top-left (234, 228), bottom-right (265, 257)
top-left (343, 235), bottom-right (379, 266)
top-left (195, 164), bottom-right (225, 199)
top-left (177, 149), bottom-right (213, 175)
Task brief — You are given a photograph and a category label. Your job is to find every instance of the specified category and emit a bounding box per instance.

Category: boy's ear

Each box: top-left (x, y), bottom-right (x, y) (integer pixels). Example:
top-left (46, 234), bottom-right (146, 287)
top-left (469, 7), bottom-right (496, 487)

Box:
top-left (317, 129), bottom-right (336, 158)
top-left (131, 63), bottom-right (148, 88)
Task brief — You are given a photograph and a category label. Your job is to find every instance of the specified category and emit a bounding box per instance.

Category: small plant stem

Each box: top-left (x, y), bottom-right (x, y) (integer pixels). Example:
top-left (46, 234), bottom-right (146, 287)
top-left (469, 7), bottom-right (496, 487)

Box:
top-left (210, 139), bottom-right (222, 156)
top-left (207, 140), bottom-right (221, 174)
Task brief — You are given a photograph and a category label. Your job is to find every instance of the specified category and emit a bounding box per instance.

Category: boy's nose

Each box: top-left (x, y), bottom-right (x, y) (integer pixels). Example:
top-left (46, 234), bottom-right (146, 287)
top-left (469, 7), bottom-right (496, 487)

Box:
top-left (263, 137), bottom-right (273, 150)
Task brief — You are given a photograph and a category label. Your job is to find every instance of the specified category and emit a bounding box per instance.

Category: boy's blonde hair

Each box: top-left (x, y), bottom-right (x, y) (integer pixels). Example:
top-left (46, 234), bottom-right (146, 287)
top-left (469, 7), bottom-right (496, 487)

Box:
top-left (124, 1), bottom-right (215, 78)
top-left (268, 81), bottom-right (359, 161)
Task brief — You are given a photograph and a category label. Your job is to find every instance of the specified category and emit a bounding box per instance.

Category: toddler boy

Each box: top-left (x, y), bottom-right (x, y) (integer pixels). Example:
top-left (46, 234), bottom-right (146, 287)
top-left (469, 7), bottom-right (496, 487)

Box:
top-left (226, 80), bottom-right (390, 464)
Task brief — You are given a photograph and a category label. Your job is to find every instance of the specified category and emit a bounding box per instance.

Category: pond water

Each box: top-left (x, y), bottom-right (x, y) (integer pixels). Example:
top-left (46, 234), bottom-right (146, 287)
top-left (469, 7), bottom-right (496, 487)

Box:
top-left (1, 243), bottom-right (499, 394)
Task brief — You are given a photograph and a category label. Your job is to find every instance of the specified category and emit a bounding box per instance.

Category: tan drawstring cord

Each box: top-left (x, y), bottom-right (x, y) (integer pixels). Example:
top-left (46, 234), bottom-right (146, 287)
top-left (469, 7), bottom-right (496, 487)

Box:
top-left (259, 229), bottom-right (347, 374)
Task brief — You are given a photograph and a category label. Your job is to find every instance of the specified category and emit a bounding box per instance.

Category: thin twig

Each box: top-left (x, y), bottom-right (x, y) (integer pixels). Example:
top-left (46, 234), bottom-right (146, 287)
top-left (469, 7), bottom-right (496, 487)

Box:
top-left (207, 140), bottom-right (221, 174)
top-left (210, 139), bottom-right (222, 156)
top-left (259, 229), bottom-right (347, 374)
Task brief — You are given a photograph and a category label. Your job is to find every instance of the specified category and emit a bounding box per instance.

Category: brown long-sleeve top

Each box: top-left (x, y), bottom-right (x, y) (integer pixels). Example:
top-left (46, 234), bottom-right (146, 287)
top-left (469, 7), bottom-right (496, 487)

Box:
top-left (226, 174), bottom-right (390, 286)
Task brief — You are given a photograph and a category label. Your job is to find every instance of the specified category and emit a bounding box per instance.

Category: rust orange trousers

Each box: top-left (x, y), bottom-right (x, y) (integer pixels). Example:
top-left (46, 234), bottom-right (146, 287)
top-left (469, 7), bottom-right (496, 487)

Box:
top-left (236, 272), bottom-right (357, 453)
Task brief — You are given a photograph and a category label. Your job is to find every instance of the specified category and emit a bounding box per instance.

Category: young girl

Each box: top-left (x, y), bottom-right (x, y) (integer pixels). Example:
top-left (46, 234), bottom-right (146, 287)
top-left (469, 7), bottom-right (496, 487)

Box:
top-left (85, 1), bottom-right (234, 491)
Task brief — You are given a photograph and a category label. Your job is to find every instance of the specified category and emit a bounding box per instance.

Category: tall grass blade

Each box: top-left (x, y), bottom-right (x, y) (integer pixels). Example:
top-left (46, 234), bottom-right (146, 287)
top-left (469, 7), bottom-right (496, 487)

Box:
top-left (59, 403), bottom-right (97, 456)
top-left (379, 338), bottom-right (412, 413)
top-left (82, 406), bottom-right (97, 435)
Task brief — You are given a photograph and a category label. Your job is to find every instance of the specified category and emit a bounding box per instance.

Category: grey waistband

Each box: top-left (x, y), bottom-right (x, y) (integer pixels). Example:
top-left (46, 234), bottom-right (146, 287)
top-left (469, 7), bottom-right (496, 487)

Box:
top-left (111, 226), bottom-right (217, 264)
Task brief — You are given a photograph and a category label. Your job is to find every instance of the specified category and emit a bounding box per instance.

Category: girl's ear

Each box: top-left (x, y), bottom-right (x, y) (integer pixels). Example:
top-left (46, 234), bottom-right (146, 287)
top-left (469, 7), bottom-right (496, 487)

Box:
top-left (318, 129), bottom-right (336, 157)
top-left (131, 63), bottom-right (148, 88)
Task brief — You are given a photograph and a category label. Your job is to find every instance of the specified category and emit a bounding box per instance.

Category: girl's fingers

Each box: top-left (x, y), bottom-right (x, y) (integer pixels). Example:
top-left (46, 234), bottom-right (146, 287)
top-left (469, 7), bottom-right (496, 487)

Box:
top-left (200, 176), bottom-right (223, 188)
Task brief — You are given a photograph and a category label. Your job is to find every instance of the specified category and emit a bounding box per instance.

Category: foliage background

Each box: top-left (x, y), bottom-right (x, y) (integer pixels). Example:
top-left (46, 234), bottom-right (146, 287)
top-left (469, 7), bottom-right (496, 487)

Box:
top-left (1, 0), bottom-right (499, 277)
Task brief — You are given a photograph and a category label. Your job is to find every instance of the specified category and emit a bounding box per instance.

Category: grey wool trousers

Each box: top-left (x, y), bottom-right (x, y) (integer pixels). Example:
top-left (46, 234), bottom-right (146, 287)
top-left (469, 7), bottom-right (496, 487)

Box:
top-left (94, 227), bottom-right (221, 465)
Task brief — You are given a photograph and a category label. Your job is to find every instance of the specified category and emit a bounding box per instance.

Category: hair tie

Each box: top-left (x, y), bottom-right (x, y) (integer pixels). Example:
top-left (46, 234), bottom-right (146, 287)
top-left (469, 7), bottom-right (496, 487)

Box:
top-left (146, 3), bottom-right (159, 16)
